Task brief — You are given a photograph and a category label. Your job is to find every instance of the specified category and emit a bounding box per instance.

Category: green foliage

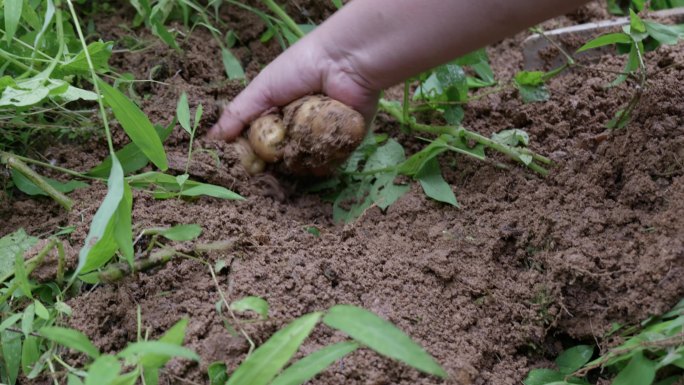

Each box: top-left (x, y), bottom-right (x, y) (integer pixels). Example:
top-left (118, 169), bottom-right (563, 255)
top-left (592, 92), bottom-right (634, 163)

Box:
top-left (524, 298), bottom-right (684, 385)
top-left (230, 296), bottom-right (270, 320)
top-left (607, 0), bottom-right (684, 15)
top-left (213, 299), bottom-right (447, 385)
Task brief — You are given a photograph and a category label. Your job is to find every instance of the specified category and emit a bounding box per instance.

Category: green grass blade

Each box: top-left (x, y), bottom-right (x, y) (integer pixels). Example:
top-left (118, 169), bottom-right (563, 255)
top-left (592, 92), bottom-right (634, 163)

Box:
top-left (322, 305), bottom-right (447, 378)
top-left (97, 79), bottom-right (168, 171)
top-left (40, 326), bottom-right (100, 359)
top-left (2, 330), bottom-right (22, 385)
top-left (84, 355), bottom-right (121, 385)
top-left (270, 342), bottom-right (358, 385)
top-left (117, 341), bottom-right (199, 362)
top-left (221, 48), bottom-right (246, 80)
top-left (76, 155), bottom-right (125, 275)
top-left (177, 92), bottom-right (192, 134)
top-left (226, 312), bottom-right (322, 385)
top-left (576, 32), bottom-right (631, 53)
top-left (113, 182), bottom-right (134, 266)
top-left (140, 318), bottom-right (189, 369)
top-left (4, 0), bottom-right (23, 43)
top-left (176, 184), bottom-right (244, 200)
top-left (155, 224), bottom-right (202, 241)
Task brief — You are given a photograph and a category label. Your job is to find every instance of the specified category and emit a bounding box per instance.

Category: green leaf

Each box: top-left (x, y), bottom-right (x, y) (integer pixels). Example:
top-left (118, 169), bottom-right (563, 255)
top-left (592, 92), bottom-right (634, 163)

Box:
top-left (40, 326), bottom-right (100, 359)
top-left (577, 33), bottom-right (632, 53)
top-left (21, 305), bottom-right (35, 336)
top-left (0, 314), bottom-right (22, 333)
top-left (114, 182), bottom-right (134, 266)
top-left (77, 156), bottom-right (124, 274)
top-left (644, 21), bottom-right (682, 45)
top-left (221, 48), bottom-right (246, 80)
top-left (523, 368), bottom-right (564, 385)
top-left (87, 123), bottom-right (174, 177)
top-left (171, 183), bottom-right (244, 200)
top-left (20, 1), bottom-right (41, 30)
top-left (2, 330), bottom-right (22, 385)
top-left (15, 247), bottom-right (32, 299)
top-left (140, 318), bottom-right (189, 369)
top-left (629, 9), bottom-right (646, 34)
top-left (151, 19), bottom-right (180, 51)
top-left (208, 362), bottom-right (228, 385)
top-left (34, 300), bottom-right (49, 320)
top-left (155, 224), bottom-right (202, 241)
top-left (85, 355), bottom-right (121, 385)
top-left (21, 335), bottom-right (40, 376)
top-left (230, 296), bottom-right (269, 320)
top-left (514, 72), bottom-right (548, 103)
top-left (491, 129), bottom-right (530, 147)
top-left (322, 305), bottom-right (447, 378)
top-left (177, 92), bottom-right (192, 134)
top-left (416, 158), bottom-right (458, 206)
top-left (364, 139), bottom-right (404, 172)
top-left (4, 0), bottom-right (23, 43)
top-left (193, 103), bottom-right (203, 132)
top-left (514, 71), bottom-right (545, 86)
top-left (270, 342), bottom-right (359, 385)
top-left (0, 229), bottom-right (38, 280)
top-left (612, 351), bottom-right (656, 385)
top-left (97, 78), bottom-right (168, 171)
top-left (226, 312), bottom-right (322, 385)
top-left (11, 169), bottom-right (88, 196)
top-left (435, 63), bottom-right (467, 101)
top-left (370, 173), bottom-right (409, 210)
top-left (56, 42), bottom-right (113, 77)
top-left (556, 345), bottom-right (593, 374)
top-left (109, 369), bottom-right (139, 385)
top-left (118, 341), bottom-right (199, 362)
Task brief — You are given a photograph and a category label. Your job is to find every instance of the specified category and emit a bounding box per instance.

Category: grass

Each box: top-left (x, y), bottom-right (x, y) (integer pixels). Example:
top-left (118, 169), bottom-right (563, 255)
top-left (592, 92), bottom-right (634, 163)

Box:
top-left (1, 1), bottom-right (683, 384)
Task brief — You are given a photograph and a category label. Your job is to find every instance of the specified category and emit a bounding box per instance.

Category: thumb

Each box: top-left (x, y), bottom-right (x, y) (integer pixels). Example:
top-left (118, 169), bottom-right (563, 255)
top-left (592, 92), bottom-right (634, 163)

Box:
top-left (207, 85), bottom-right (273, 141)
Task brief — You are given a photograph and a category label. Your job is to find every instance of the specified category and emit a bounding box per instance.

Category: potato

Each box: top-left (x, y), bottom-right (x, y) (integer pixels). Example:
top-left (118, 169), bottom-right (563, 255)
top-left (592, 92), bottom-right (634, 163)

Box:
top-left (248, 114), bottom-right (286, 163)
top-left (233, 137), bottom-right (265, 175)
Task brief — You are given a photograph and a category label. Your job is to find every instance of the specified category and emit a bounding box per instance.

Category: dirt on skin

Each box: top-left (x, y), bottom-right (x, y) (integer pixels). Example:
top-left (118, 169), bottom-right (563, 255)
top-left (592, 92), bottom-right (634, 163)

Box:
top-left (2, 1), bottom-right (684, 384)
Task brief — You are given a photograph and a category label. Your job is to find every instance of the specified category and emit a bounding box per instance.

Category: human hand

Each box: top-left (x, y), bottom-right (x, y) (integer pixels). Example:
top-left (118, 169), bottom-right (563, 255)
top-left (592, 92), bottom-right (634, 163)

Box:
top-left (208, 33), bottom-right (380, 141)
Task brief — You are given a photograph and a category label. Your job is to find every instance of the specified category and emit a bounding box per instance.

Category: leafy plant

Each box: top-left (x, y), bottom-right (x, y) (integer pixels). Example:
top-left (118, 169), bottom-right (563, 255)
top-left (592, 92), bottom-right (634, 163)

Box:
top-left (524, 298), bottom-right (684, 385)
top-left (209, 298), bottom-right (448, 385)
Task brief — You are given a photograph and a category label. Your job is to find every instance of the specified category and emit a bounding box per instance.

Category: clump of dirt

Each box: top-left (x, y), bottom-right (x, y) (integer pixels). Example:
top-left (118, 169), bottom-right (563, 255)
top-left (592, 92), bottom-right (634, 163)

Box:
top-left (3, 1), bottom-right (684, 385)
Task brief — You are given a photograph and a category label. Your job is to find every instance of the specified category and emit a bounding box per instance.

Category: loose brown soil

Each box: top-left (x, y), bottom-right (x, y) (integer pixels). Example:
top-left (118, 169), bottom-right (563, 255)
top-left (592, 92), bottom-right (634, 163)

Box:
top-left (2, 1), bottom-right (683, 384)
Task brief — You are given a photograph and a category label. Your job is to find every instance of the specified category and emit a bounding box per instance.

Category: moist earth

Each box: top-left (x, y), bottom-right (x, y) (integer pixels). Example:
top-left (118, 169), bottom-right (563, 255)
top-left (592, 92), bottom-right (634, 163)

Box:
top-left (2, 1), bottom-right (683, 384)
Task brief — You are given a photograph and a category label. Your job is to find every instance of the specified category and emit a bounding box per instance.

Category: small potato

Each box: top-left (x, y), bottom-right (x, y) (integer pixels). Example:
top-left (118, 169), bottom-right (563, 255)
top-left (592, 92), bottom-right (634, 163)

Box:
top-left (248, 114), bottom-right (286, 163)
top-left (233, 137), bottom-right (265, 175)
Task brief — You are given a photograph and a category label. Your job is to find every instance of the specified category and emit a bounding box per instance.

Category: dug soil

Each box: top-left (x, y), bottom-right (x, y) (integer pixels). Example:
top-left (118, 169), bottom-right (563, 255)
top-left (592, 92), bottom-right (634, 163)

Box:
top-left (2, 1), bottom-right (683, 384)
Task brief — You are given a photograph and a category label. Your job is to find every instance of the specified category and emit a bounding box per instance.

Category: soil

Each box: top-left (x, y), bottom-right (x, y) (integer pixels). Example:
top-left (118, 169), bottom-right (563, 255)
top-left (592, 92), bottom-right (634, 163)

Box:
top-left (2, 1), bottom-right (683, 384)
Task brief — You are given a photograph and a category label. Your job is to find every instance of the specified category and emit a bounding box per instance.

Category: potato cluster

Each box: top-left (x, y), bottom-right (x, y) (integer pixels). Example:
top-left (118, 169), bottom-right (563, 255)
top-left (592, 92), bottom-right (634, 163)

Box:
top-left (236, 95), bottom-right (365, 177)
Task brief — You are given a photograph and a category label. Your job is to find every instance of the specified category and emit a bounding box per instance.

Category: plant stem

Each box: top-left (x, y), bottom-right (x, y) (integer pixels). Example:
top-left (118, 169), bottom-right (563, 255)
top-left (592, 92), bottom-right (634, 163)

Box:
top-left (0, 238), bottom-right (57, 303)
top-left (261, 0), bottom-right (305, 38)
top-left (98, 248), bottom-right (177, 283)
top-left (0, 150), bottom-right (97, 180)
top-left (1, 154), bottom-right (74, 210)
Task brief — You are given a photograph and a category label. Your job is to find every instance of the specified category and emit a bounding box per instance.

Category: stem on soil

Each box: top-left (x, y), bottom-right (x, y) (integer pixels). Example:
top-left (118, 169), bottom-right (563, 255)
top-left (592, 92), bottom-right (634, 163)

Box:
top-left (1, 154), bottom-right (74, 210)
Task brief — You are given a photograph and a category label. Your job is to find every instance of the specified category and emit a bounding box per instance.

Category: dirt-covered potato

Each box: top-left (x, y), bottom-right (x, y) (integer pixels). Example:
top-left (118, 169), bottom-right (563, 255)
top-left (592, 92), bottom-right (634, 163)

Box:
top-left (233, 137), bottom-right (265, 175)
top-left (246, 95), bottom-right (365, 176)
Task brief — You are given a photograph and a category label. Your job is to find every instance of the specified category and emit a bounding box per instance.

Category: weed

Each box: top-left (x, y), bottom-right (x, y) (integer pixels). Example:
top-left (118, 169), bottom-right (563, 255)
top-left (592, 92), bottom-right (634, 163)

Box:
top-left (524, 298), bottom-right (684, 385)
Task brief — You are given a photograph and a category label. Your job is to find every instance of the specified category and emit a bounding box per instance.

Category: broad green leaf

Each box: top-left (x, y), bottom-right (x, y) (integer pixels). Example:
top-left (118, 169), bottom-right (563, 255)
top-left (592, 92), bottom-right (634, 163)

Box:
top-left (230, 296), bottom-right (269, 320)
top-left (143, 367), bottom-right (160, 385)
top-left (140, 318), bottom-right (189, 370)
top-left (226, 312), bottom-right (322, 385)
top-left (155, 224), bottom-right (202, 241)
top-left (2, 330), bottom-right (22, 385)
top-left (98, 79), bottom-right (168, 171)
top-left (364, 139), bottom-right (404, 172)
top-left (435, 63), bottom-right (467, 101)
top-left (151, 19), bottom-right (180, 51)
top-left (370, 173), bottom-right (409, 210)
top-left (270, 342), bottom-right (359, 385)
top-left (514, 71), bottom-right (545, 86)
top-left (193, 103), bottom-right (203, 131)
top-left (34, 300), bottom-right (49, 320)
top-left (323, 305), bottom-right (447, 378)
top-left (416, 158), bottom-right (458, 206)
top-left (577, 33), bottom-right (632, 53)
top-left (67, 373), bottom-right (84, 385)
top-left (556, 345), bottom-right (593, 374)
top-left (491, 129), bottom-right (530, 147)
top-left (516, 83), bottom-right (549, 103)
top-left (40, 326), bottom-right (100, 359)
top-left (109, 369), bottom-right (139, 385)
top-left (4, 0), bottom-right (23, 43)
top-left (221, 48), bottom-right (246, 80)
top-left (56, 42), bottom-right (113, 77)
top-left (20, 1), bottom-right (41, 30)
top-left (0, 314), bottom-right (22, 333)
top-left (523, 368), bottom-right (564, 385)
top-left (77, 156), bottom-right (124, 275)
top-left (88, 123), bottom-right (174, 177)
top-left (332, 179), bottom-right (374, 223)
top-left (644, 21), bottom-right (682, 45)
top-left (21, 305), bottom-right (35, 336)
top-left (21, 335), bottom-right (40, 376)
top-left (0, 229), bottom-right (38, 279)
top-left (177, 92), bottom-right (191, 134)
top-left (444, 105), bottom-right (464, 125)
top-left (629, 9), bottom-right (646, 34)
top-left (113, 182), bottom-right (134, 266)
top-left (118, 341), bottom-right (199, 362)
top-left (612, 351), bottom-right (656, 385)
top-left (171, 183), bottom-right (244, 200)
top-left (11, 169), bottom-right (88, 196)
top-left (208, 362), bottom-right (228, 385)
top-left (85, 355), bottom-right (121, 385)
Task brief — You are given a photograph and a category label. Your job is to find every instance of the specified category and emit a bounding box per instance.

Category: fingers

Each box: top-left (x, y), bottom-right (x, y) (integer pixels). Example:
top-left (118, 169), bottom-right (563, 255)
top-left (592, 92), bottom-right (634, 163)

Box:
top-left (207, 85), bottom-right (272, 141)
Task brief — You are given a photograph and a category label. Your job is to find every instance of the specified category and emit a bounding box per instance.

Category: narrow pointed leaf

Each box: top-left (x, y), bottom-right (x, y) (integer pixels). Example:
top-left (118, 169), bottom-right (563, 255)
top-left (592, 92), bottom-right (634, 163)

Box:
top-left (270, 342), bottom-right (358, 385)
top-left (40, 326), bottom-right (100, 359)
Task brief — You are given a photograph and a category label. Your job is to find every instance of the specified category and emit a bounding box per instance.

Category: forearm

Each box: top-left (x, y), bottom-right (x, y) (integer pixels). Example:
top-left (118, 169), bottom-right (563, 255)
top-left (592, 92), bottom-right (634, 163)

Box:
top-left (315, 0), bottom-right (589, 90)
